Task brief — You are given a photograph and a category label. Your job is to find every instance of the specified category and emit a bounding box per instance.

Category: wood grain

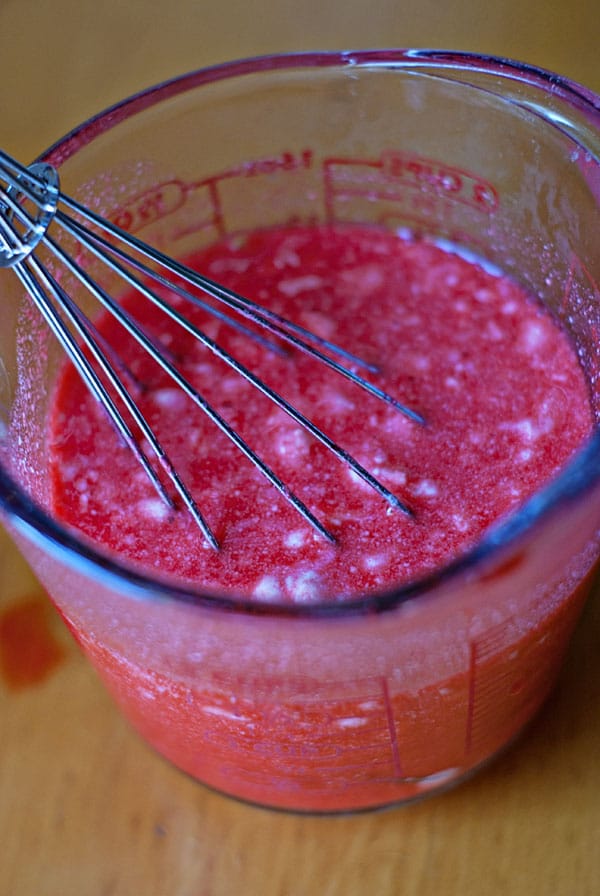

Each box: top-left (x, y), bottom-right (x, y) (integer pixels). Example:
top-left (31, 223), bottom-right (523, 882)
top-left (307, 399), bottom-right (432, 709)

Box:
top-left (1, 2), bottom-right (600, 894)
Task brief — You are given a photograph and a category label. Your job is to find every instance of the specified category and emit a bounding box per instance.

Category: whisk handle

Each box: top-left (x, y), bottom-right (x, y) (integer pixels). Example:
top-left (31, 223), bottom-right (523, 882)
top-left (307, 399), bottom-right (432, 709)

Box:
top-left (0, 150), bottom-right (59, 268)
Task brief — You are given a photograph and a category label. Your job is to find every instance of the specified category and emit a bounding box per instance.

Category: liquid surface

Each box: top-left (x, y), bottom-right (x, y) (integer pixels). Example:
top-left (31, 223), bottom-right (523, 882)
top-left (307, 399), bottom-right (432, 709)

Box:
top-left (49, 225), bottom-right (593, 603)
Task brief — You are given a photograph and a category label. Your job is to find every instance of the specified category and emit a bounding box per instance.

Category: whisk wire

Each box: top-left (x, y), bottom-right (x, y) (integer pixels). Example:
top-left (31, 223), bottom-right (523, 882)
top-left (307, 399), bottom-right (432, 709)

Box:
top-left (60, 208), bottom-right (289, 357)
top-left (60, 193), bottom-right (381, 375)
top-left (13, 259), bottom-right (178, 511)
top-left (40, 229), bottom-right (338, 544)
top-left (0, 189), bottom-right (42, 256)
top-left (45, 273), bottom-right (223, 549)
top-left (1, 151), bottom-right (423, 547)
top-left (48, 211), bottom-right (414, 518)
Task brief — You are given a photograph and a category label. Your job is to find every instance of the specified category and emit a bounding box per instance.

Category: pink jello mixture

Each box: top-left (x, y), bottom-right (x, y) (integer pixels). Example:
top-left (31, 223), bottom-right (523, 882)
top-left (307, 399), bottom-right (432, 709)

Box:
top-left (44, 223), bottom-right (596, 810)
top-left (50, 224), bottom-right (592, 601)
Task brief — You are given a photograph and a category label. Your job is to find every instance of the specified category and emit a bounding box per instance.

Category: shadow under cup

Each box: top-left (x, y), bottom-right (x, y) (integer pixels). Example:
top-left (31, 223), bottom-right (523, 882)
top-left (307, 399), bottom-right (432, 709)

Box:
top-left (2, 51), bottom-right (600, 812)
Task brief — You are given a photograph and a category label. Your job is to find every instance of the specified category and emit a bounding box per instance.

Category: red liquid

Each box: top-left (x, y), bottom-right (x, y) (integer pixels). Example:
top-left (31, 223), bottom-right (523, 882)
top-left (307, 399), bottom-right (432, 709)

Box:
top-left (47, 225), bottom-right (595, 809)
top-left (50, 225), bottom-right (591, 600)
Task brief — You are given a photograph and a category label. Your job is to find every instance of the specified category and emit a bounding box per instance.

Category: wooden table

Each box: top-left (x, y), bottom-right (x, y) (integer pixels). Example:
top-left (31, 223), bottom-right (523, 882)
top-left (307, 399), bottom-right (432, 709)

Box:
top-left (1, 2), bottom-right (600, 893)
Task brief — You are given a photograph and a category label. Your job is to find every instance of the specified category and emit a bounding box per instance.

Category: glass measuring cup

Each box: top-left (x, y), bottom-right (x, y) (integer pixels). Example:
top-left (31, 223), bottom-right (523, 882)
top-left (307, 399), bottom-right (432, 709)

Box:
top-left (2, 50), bottom-right (600, 812)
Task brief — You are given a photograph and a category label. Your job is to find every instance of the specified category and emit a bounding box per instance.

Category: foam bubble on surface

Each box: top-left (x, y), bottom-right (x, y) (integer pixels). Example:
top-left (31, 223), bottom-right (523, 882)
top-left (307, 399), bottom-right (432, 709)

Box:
top-left (273, 245), bottom-right (301, 269)
top-left (137, 497), bottom-right (171, 522)
top-left (519, 320), bottom-right (547, 352)
top-left (151, 388), bottom-right (187, 411)
top-left (338, 263), bottom-right (385, 295)
top-left (363, 553), bottom-right (387, 570)
top-left (209, 256), bottom-right (251, 275)
top-left (499, 419), bottom-right (536, 442)
top-left (452, 514), bottom-right (469, 533)
top-left (284, 530), bottom-right (307, 549)
top-left (373, 467), bottom-right (407, 486)
top-left (320, 389), bottom-right (355, 413)
top-left (347, 468), bottom-right (373, 491)
top-left (284, 570), bottom-right (322, 602)
top-left (279, 275), bottom-right (324, 297)
top-left (253, 575), bottom-right (281, 602)
top-left (274, 427), bottom-right (312, 460)
top-left (486, 321), bottom-right (504, 341)
top-left (413, 479), bottom-right (438, 497)
top-left (299, 311), bottom-right (335, 339)
top-left (74, 477), bottom-right (89, 493)
top-left (221, 376), bottom-right (245, 394)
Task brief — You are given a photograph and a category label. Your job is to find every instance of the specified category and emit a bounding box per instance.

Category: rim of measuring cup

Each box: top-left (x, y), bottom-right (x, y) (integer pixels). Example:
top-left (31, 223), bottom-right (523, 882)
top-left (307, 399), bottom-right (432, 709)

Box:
top-left (2, 48), bottom-right (600, 618)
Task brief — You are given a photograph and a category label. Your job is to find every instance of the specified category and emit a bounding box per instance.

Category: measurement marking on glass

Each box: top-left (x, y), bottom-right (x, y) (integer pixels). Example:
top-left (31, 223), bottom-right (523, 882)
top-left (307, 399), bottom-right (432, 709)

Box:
top-left (111, 180), bottom-right (187, 233)
top-left (112, 148), bottom-right (499, 243)
top-left (323, 151), bottom-right (499, 224)
top-left (465, 623), bottom-right (514, 755)
top-left (206, 179), bottom-right (226, 238)
top-left (380, 676), bottom-right (403, 778)
top-left (200, 677), bottom-right (411, 783)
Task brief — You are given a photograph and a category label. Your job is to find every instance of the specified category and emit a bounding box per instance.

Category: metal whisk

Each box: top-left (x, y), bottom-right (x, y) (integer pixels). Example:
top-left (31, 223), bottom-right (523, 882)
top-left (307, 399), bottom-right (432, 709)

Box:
top-left (0, 149), bottom-right (424, 549)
